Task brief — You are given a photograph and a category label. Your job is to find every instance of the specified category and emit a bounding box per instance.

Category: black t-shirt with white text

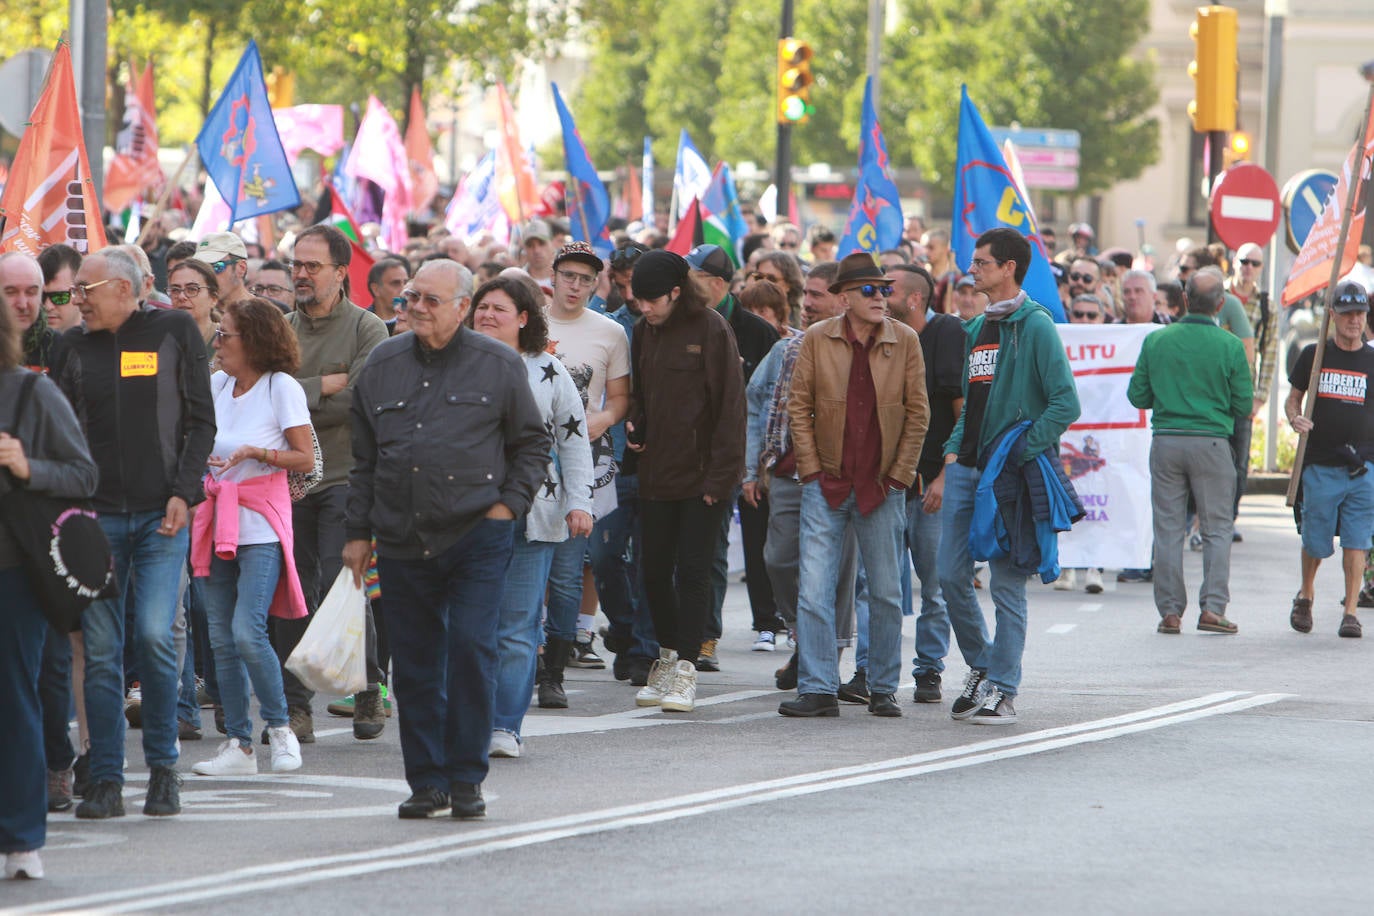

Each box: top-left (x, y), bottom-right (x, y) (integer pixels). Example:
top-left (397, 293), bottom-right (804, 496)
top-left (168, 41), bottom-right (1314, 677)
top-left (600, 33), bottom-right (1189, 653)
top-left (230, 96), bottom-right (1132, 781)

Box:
top-left (958, 318), bottom-right (1001, 468)
top-left (1290, 342), bottom-right (1374, 467)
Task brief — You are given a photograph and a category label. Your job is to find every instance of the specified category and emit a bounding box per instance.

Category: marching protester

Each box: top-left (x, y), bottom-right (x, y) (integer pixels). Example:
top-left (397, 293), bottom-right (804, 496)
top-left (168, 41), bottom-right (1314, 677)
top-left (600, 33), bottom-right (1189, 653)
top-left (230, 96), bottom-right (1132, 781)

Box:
top-left (1285, 283), bottom-right (1374, 638)
top-left (468, 276), bottom-right (594, 754)
top-left (0, 300), bottom-right (99, 880)
top-left (191, 299), bottom-right (314, 776)
top-left (38, 245), bottom-right (84, 334)
top-left (168, 259), bottom-right (222, 352)
top-left (343, 259), bottom-right (549, 819)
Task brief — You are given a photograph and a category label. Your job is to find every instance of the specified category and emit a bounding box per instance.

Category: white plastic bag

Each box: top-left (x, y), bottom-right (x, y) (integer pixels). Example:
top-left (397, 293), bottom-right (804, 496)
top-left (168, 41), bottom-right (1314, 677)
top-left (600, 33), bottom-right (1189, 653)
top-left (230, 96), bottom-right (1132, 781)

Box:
top-left (285, 568), bottom-right (367, 695)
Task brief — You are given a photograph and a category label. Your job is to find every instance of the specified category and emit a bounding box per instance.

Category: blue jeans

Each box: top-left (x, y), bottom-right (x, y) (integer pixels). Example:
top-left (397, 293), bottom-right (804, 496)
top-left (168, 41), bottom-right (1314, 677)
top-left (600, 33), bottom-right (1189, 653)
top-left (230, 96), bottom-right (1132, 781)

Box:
top-left (202, 544), bottom-right (289, 747)
top-left (0, 566), bottom-right (47, 853)
top-left (40, 621), bottom-right (76, 771)
top-left (796, 484), bottom-right (906, 697)
top-left (492, 523), bottom-right (555, 737)
top-left (906, 495), bottom-right (949, 677)
top-left (938, 462), bottom-right (1028, 696)
top-left (854, 561), bottom-right (870, 669)
top-left (589, 475), bottom-right (657, 660)
top-left (379, 518), bottom-right (514, 791)
top-left (545, 533), bottom-right (588, 641)
top-left (85, 512), bottom-right (188, 783)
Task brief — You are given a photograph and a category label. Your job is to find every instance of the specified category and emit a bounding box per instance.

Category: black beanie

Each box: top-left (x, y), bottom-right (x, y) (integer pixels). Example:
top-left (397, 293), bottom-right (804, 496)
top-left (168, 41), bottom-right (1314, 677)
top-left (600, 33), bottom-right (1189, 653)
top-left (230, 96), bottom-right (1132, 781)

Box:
top-left (631, 250), bottom-right (690, 300)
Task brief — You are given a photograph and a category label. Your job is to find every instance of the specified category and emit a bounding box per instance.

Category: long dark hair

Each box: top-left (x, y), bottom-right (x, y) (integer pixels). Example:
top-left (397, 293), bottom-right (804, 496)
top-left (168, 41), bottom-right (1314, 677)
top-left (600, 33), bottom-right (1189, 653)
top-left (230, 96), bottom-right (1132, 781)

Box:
top-left (466, 276), bottom-right (549, 356)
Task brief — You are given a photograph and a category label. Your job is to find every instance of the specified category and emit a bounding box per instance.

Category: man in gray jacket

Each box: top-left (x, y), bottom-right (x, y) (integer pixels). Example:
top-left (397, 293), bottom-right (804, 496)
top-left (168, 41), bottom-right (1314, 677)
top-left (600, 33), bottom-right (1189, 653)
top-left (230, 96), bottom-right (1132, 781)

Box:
top-left (343, 259), bottom-right (549, 820)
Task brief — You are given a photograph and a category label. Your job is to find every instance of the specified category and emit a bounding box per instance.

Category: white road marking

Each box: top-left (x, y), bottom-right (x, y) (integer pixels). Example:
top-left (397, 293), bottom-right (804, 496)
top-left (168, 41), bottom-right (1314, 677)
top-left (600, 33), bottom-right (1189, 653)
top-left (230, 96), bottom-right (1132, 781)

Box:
top-left (1046, 623), bottom-right (1078, 634)
top-left (1077, 603), bottom-right (1102, 612)
top-left (313, 727), bottom-right (354, 739)
top-left (15, 691), bottom-right (1289, 915)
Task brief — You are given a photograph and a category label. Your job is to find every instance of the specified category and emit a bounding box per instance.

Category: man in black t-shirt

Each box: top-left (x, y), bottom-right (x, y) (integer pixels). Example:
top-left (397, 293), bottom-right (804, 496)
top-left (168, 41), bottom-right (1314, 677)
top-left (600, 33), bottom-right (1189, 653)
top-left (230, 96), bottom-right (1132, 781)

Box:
top-left (1285, 283), bottom-right (1374, 638)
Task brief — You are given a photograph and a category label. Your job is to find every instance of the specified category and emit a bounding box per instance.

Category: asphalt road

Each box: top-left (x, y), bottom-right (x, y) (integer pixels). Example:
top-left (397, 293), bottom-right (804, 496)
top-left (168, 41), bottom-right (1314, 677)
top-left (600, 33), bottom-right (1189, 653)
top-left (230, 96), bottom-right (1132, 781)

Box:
top-left (5, 495), bottom-right (1371, 915)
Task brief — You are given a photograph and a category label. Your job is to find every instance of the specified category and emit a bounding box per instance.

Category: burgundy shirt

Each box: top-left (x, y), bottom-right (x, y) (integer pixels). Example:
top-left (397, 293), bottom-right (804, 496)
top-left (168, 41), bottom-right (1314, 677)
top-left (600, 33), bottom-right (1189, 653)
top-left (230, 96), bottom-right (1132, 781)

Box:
top-left (819, 321), bottom-right (891, 515)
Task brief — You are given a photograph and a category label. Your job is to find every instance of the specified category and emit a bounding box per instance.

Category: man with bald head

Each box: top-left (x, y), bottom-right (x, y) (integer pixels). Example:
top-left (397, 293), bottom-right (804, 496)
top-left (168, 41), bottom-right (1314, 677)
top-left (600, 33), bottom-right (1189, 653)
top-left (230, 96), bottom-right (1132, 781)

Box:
top-left (343, 258), bottom-right (549, 820)
top-left (61, 247), bottom-right (216, 819)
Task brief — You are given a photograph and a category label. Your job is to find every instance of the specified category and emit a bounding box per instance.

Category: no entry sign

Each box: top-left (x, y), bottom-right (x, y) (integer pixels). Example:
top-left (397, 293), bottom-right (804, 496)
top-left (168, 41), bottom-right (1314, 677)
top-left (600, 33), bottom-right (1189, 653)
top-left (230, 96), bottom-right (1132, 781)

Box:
top-left (1210, 163), bottom-right (1282, 250)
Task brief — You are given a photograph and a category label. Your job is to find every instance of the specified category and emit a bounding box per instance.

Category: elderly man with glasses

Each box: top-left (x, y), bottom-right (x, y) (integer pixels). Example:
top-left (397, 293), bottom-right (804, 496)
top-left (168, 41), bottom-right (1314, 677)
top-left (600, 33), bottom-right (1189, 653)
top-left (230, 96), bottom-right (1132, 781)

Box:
top-left (281, 225), bottom-right (390, 743)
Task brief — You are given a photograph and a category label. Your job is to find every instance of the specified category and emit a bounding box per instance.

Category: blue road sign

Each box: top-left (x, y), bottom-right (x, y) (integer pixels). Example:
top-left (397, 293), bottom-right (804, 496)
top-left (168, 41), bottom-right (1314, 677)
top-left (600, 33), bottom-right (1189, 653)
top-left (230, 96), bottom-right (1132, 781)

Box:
top-left (988, 127), bottom-right (1082, 149)
top-left (1281, 169), bottom-right (1339, 254)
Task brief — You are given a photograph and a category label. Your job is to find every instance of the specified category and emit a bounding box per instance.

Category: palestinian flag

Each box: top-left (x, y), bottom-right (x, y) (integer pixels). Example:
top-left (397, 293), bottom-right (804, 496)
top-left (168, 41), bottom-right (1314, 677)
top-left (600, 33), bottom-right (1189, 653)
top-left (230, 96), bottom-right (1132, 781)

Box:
top-left (313, 184), bottom-right (375, 307)
top-left (665, 195), bottom-right (737, 259)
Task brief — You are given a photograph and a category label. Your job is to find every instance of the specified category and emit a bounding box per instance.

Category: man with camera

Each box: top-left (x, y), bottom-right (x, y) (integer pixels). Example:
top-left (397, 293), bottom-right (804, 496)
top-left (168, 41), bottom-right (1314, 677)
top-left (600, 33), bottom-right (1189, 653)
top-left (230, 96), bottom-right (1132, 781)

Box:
top-left (1285, 283), bottom-right (1374, 639)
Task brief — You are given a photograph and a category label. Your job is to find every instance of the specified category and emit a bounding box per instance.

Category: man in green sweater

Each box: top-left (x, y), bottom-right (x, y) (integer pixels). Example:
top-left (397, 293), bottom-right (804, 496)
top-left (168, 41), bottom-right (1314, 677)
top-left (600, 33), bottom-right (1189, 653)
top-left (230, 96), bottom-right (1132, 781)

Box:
top-left (1128, 266), bottom-right (1252, 636)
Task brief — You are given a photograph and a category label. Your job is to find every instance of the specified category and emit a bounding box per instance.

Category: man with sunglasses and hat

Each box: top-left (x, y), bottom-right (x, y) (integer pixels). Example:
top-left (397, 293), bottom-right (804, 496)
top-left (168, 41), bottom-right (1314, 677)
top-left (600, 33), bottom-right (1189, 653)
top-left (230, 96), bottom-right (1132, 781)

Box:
top-left (194, 231), bottom-right (253, 308)
top-left (779, 252), bottom-right (929, 719)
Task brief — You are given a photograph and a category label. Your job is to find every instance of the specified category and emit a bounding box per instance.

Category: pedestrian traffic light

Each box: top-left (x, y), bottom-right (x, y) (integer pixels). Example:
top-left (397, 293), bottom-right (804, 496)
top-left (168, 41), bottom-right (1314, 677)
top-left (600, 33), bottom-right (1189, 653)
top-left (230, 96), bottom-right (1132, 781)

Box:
top-left (1224, 130), bottom-right (1252, 167)
top-left (777, 38), bottom-right (814, 125)
top-left (1188, 5), bottom-right (1238, 133)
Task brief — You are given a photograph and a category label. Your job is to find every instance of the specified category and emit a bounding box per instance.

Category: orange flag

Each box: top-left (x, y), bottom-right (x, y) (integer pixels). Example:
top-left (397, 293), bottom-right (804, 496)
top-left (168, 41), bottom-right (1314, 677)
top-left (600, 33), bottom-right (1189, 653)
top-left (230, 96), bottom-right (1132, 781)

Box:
top-left (625, 157), bottom-right (643, 221)
top-left (405, 87), bottom-right (438, 214)
top-left (1282, 97), bottom-right (1374, 305)
top-left (103, 59), bottom-right (163, 213)
top-left (0, 41), bottom-right (107, 255)
top-left (494, 82), bottom-right (540, 222)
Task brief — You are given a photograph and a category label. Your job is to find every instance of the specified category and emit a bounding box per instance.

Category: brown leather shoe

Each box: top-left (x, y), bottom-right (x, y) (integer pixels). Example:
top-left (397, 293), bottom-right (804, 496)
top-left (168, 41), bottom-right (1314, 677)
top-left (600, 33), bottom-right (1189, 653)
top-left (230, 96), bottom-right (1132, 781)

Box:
top-left (1289, 595), bottom-right (1313, 633)
top-left (1339, 614), bottom-right (1362, 639)
top-left (1197, 610), bottom-right (1238, 634)
top-left (1157, 614), bottom-right (1182, 634)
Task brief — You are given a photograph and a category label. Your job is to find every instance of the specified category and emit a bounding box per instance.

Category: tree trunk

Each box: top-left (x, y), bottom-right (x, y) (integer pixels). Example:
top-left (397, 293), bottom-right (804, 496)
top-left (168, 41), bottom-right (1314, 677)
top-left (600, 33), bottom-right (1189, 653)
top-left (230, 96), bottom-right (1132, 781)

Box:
top-left (200, 18), bottom-right (218, 117)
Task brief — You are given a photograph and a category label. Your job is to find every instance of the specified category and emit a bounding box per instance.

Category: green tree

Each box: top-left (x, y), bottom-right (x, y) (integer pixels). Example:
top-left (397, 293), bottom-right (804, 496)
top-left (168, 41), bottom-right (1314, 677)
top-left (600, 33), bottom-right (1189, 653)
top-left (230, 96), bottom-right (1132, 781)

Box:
top-left (572, 0), bottom-right (658, 167)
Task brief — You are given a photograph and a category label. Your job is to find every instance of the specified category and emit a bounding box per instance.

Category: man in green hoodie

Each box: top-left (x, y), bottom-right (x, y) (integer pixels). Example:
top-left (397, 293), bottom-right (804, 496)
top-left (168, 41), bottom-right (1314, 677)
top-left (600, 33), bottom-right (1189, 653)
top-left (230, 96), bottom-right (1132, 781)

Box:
top-left (938, 228), bottom-right (1080, 725)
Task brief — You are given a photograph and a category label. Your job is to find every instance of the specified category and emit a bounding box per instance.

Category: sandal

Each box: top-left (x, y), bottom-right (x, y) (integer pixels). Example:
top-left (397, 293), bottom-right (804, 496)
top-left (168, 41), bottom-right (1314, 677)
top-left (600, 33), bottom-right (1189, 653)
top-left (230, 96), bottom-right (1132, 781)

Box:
top-left (1339, 614), bottom-right (1363, 639)
top-left (1197, 611), bottom-right (1238, 634)
top-left (1290, 595), bottom-right (1313, 634)
top-left (1157, 614), bottom-right (1182, 635)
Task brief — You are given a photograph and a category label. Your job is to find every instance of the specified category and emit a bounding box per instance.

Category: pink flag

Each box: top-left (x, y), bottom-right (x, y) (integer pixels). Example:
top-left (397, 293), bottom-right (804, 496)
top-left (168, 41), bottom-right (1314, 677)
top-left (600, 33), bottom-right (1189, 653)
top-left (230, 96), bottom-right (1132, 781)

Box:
top-left (345, 96), bottom-right (412, 251)
top-left (272, 105), bottom-right (344, 164)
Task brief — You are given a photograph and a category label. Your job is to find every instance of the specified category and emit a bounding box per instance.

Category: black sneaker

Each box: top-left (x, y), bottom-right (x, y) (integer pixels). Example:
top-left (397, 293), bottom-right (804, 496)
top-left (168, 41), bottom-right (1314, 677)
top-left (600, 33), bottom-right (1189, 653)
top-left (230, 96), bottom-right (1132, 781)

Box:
top-left (75, 780), bottom-right (125, 819)
top-left (694, 639), bottom-right (720, 672)
top-left (971, 686), bottom-right (1017, 725)
top-left (950, 670), bottom-right (987, 720)
top-left (837, 668), bottom-right (870, 704)
top-left (612, 653), bottom-right (632, 681)
top-left (451, 783), bottom-right (486, 819)
top-left (72, 752), bottom-right (91, 798)
top-left (568, 630), bottom-right (606, 669)
top-left (778, 693), bottom-right (840, 717)
top-left (143, 766), bottom-right (182, 816)
top-left (399, 787), bottom-right (451, 819)
top-left (628, 656), bottom-right (652, 687)
top-left (867, 693), bottom-right (902, 717)
top-left (914, 671), bottom-right (943, 703)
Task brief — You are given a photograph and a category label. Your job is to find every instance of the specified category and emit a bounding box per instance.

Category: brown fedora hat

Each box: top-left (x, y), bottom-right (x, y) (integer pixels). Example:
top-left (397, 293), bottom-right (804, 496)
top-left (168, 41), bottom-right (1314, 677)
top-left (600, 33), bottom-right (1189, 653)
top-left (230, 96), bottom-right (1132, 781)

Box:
top-left (828, 252), bottom-right (890, 294)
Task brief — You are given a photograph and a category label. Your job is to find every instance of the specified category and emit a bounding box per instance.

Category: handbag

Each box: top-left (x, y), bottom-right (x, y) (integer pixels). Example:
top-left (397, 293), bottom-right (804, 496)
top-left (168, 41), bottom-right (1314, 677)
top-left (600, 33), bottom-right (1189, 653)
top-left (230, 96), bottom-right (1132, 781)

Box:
top-left (285, 568), bottom-right (367, 695)
top-left (216, 373), bottom-right (323, 502)
top-left (0, 373), bottom-right (115, 632)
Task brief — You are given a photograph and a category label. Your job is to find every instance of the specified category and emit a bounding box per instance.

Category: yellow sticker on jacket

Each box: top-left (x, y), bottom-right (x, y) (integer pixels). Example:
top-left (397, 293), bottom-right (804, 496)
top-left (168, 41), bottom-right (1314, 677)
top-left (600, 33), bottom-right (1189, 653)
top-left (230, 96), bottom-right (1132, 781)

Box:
top-left (120, 351), bottom-right (158, 377)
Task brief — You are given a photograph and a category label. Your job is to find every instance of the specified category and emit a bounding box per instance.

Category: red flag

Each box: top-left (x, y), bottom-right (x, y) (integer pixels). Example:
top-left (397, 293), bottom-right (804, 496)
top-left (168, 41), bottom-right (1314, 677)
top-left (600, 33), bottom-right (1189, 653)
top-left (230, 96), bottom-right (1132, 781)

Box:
top-left (104, 59), bottom-right (163, 213)
top-left (495, 82), bottom-right (541, 222)
top-left (405, 87), bottom-right (438, 214)
top-left (0, 41), bottom-right (107, 255)
top-left (666, 198), bottom-right (703, 255)
top-left (321, 185), bottom-right (374, 307)
top-left (1283, 98), bottom-right (1374, 305)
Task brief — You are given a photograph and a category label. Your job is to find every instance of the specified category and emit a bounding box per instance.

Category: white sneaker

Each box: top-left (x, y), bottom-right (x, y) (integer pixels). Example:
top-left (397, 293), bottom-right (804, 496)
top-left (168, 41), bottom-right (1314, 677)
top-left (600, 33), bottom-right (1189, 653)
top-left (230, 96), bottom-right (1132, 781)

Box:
top-left (5, 850), bottom-right (43, 880)
top-left (267, 725), bottom-right (302, 773)
top-left (489, 730), bottom-right (522, 759)
top-left (660, 660), bottom-right (698, 712)
top-left (752, 631), bottom-right (777, 652)
top-left (1054, 569), bottom-right (1077, 591)
top-left (635, 650), bottom-right (678, 707)
top-left (1084, 568), bottom-right (1104, 594)
top-left (193, 740), bottom-right (257, 776)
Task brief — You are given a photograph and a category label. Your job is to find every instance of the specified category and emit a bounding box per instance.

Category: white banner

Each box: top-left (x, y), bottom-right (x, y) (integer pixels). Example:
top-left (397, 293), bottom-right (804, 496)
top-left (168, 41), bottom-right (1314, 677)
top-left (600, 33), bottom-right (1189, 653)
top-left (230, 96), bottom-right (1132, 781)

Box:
top-left (1056, 324), bottom-right (1162, 570)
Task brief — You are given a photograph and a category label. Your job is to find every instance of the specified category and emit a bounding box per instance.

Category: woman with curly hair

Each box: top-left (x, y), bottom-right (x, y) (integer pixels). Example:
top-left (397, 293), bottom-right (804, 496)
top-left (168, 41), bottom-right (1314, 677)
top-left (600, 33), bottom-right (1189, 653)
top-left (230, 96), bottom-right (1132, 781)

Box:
top-left (190, 299), bottom-right (315, 776)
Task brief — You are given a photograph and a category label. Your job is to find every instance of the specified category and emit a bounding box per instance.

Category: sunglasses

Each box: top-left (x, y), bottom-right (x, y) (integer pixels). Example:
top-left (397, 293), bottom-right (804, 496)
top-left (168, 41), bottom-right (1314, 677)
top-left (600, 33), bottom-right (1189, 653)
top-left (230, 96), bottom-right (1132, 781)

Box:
top-left (610, 247), bottom-right (644, 270)
top-left (209, 258), bottom-right (241, 275)
top-left (43, 290), bottom-right (72, 306)
top-left (1069, 272), bottom-right (1096, 283)
top-left (1178, 265), bottom-right (1195, 275)
top-left (394, 288), bottom-right (454, 311)
top-left (1071, 309), bottom-right (1101, 320)
top-left (1239, 259), bottom-right (1262, 267)
top-left (849, 284), bottom-right (893, 299)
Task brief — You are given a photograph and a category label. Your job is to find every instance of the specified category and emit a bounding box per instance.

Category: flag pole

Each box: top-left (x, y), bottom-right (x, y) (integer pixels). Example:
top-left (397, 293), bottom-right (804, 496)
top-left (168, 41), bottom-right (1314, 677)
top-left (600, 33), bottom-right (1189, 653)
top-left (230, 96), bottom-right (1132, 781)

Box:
top-left (1286, 80), bottom-right (1374, 507)
top-left (135, 145), bottom-right (199, 247)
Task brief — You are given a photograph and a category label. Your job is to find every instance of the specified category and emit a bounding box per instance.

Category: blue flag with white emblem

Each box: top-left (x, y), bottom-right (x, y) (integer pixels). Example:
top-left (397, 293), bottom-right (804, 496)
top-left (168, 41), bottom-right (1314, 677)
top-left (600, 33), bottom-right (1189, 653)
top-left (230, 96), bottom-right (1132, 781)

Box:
top-left (551, 83), bottom-right (612, 256)
top-left (195, 41), bottom-right (299, 223)
top-left (953, 86), bottom-right (1064, 321)
top-left (838, 77), bottom-right (904, 258)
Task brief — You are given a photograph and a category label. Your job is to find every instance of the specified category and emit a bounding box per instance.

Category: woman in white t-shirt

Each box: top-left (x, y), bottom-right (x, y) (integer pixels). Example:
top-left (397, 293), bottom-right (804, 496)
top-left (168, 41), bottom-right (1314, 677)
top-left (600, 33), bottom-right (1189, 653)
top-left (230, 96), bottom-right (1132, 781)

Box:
top-left (190, 299), bottom-right (316, 778)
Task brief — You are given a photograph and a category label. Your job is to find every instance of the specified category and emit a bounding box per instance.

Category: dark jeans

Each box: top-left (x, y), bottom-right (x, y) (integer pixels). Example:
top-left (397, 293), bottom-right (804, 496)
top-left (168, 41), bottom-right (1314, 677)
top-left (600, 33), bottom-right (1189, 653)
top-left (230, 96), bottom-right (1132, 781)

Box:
top-left (589, 474), bottom-right (657, 660)
top-left (276, 484), bottom-right (349, 707)
top-left (39, 621), bottom-right (76, 771)
top-left (379, 518), bottom-right (514, 791)
top-left (642, 497), bottom-right (729, 664)
top-left (1, 566), bottom-right (47, 853)
top-left (1231, 414), bottom-right (1252, 520)
top-left (738, 494), bottom-right (783, 633)
top-left (188, 573), bottom-right (218, 702)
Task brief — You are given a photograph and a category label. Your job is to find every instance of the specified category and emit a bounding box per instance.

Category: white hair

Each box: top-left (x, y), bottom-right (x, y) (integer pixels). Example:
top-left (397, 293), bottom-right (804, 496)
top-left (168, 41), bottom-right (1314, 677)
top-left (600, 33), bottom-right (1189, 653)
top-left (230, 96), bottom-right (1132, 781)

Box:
top-left (1123, 269), bottom-right (1157, 292)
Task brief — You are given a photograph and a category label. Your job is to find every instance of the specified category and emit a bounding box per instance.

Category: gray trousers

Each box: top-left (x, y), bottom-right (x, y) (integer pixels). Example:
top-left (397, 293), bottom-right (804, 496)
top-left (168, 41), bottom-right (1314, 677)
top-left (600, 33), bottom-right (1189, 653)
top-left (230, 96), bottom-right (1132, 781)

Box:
top-left (764, 474), bottom-right (858, 645)
top-left (1150, 435), bottom-right (1235, 618)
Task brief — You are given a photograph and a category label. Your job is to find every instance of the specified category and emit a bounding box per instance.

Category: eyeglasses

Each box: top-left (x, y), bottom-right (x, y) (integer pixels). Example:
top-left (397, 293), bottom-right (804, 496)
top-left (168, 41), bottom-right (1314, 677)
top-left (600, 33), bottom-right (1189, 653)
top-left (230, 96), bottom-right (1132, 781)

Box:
top-left (1071, 310), bottom-right (1101, 320)
top-left (249, 283), bottom-right (291, 298)
top-left (395, 288), bottom-right (455, 311)
top-left (610, 247), bottom-right (644, 270)
top-left (70, 279), bottom-right (114, 298)
top-left (1239, 259), bottom-right (1262, 268)
top-left (286, 259), bottom-right (336, 276)
top-left (555, 269), bottom-right (597, 288)
top-left (212, 328), bottom-right (240, 342)
top-left (848, 284), bottom-right (893, 299)
top-left (167, 283), bottom-right (206, 299)
top-left (969, 257), bottom-right (1005, 270)
top-left (43, 290), bottom-right (72, 306)
top-left (1069, 272), bottom-right (1096, 284)
top-left (209, 258), bottom-right (241, 275)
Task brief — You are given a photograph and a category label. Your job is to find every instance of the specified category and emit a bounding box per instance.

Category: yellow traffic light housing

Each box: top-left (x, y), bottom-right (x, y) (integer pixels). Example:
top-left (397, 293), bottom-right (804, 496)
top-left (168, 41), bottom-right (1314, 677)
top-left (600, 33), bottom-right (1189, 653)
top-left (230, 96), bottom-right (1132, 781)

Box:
top-left (1188, 5), bottom-right (1238, 133)
top-left (266, 67), bottom-right (295, 109)
top-left (777, 38), bottom-right (814, 125)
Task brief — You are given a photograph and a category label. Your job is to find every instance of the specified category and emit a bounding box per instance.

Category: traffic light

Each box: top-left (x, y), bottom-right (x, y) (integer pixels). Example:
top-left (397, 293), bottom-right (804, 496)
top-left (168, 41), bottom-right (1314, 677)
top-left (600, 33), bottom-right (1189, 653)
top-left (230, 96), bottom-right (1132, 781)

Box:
top-left (1224, 130), bottom-right (1251, 167)
top-left (266, 67), bottom-right (295, 108)
top-left (777, 38), bottom-right (814, 125)
top-left (1188, 5), bottom-right (1238, 133)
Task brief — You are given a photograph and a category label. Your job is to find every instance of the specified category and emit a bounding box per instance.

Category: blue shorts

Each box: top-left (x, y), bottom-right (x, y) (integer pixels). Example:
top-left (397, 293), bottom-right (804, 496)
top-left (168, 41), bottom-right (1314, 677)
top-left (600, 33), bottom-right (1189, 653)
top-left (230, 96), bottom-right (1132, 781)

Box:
top-left (1300, 463), bottom-right (1374, 559)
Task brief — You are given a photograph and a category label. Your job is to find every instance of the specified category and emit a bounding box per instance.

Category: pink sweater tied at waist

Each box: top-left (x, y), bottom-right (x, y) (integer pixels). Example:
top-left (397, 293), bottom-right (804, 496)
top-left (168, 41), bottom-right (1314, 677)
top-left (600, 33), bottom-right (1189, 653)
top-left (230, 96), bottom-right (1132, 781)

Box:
top-left (191, 471), bottom-right (308, 620)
